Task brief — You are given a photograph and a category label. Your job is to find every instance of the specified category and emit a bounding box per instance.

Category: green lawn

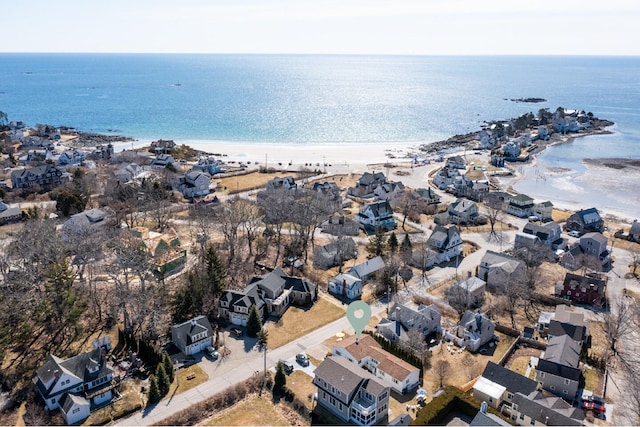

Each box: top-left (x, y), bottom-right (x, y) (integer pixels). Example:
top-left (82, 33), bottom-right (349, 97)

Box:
top-left (202, 395), bottom-right (290, 426)
top-left (265, 298), bottom-right (345, 349)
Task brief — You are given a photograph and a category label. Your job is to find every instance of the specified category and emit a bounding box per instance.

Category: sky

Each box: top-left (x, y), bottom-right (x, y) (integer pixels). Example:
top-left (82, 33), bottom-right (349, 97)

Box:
top-left (3, 0), bottom-right (640, 55)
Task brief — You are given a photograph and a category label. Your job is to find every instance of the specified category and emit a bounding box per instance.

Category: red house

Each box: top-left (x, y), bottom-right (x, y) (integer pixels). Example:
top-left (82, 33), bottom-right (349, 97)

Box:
top-left (556, 272), bottom-right (606, 306)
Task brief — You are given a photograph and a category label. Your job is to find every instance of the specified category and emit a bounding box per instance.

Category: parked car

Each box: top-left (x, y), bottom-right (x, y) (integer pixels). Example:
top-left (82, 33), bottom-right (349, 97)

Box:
top-left (296, 352), bottom-right (309, 366)
top-left (205, 345), bottom-right (219, 360)
top-left (230, 327), bottom-right (243, 337)
top-left (582, 400), bottom-right (606, 415)
top-left (280, 360), bottom-right (294, 374)
top-left (568, 230), bottom-right (581, 238)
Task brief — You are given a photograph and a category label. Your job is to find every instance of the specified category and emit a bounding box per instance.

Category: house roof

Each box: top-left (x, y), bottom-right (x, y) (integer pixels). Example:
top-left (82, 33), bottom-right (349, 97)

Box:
top-left (480, 250), bottom-right (523, 274)
top-left (511, 392), bottom-right (583, 426)
top-left (580, 232), bottom-right (608, 246)
top-left (544, 335), bottom-right (581, 368)
top-left (523, 222), bottom-right (559, 240)
top-left (36, 348), bottom-right (113, 396)
top-left (362, 200), bottom-right (393, 218)
top-left (470, 410), bottom-right (510, 426)
top-left (537, 358), bottom-right (581, 381)
top-left (561, 273), bottom-right (606, 298)
top-left (449, 198), bottom-right (477, 214)
top-left (510, 193), bottom-right (534, 203)
top-left (574, 207), bottom-right (602, 225)
top-left (473, 376), bottom-right (506, 400)
top-left (460, 311), bottom-right (493, 331)
top-left (390, 302), bottom-right (441, 329)
top-left (314, 356), bottom-right (386, 399)
top-left (172, 315), bottom-right (213, 345)
top-left (61, 393), bottom-right (89, 414)
top-left (349, 256), bottom-right (385, 278)
top-left (330, 273), bottom-right (361, 288)
top-left (630, 221), bottom-right (640, 234)
top-left (358, 172), bottom-right (386, 186)
top-left (481, 361), bottom-right (538, 396)
top-left (548, 320), bottom-right (586, 344)
top-left (334, 334), bottom-right (419, 381)
top-left (454, 276), bottom-right (486, 293)
top-left (427, 225), bottom-right (460, 251)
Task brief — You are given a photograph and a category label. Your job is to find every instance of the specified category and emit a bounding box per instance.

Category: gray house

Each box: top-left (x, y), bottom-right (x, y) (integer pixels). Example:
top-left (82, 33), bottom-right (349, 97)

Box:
top-left (313, 238), bottom-right (358, 269)
top-left (478, 250), bottom-right (525, 289)
top-left (535, 335), bottom-right (582, 401)
top-left (473, 361), bottom-right (538, 410)
top-left (313, 356), bottom-right (390, 426)
top-left (171, 315), bottom-right (214, 356)
top-left (376, 303), bottom-right (441, 344)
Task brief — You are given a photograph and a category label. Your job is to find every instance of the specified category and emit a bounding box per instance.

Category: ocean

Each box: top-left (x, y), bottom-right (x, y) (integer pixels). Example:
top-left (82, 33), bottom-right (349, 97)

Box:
top-left (1, 53), bottom-right (639, 217)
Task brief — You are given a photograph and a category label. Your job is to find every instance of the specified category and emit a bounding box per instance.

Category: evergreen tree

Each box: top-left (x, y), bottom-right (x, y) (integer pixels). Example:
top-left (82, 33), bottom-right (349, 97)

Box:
top-left (388, 232), bottom-right (398, 254)
top-left (147, 375), bottom-right (161, 405)
top-left (246, 305), bottom-right (262, 337)
top-left (163, 352), bottom-right (174, 384)
top-left (257, 328), bottom-right (269, 347)
top-left (156, 362), bottom-right (171, 396)
top-left (273, 362), bottom-right (287, 395)
top-left (366, 226), bottom-right (387, 258)
top-left (400, 233), bottom-right (412, 263)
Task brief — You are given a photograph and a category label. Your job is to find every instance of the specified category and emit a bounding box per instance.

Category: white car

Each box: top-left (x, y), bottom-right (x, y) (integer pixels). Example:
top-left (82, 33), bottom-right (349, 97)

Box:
top-left (568, 230), bottom-right (581, 238)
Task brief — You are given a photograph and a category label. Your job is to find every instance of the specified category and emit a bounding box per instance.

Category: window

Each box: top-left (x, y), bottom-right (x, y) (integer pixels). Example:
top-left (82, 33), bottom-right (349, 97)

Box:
top-left (72, 408), bottom-right (80, 414)
top-left (540, 372), bottom-right (545, 378)
top-left (511, 415), bottom-right (517, 421)
top-left (550, 385), bottom-right (555, 391)
top-left (489, 397), bottom-right (493, 403)
top-left (530, 419), bottom-right (536, 425)
top-left (339, 403), bottom-right (343, 411)
top-left (507, 392), bottom-right (514, 400)
top-left (513, 404), bottom-right (518, 411)
top-left (564, 379), bottom-right (570, 385)
top-left (379, 391), bottom-right (388, 401)
top-left (520, 413), bottom-right (525, 420)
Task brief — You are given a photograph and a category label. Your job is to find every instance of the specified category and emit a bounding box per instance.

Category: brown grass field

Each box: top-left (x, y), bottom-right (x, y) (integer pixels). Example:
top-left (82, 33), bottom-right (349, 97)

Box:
top-left (285, 370), bottom-right (317, 410)
top-left (265, 298), bottom-right (346, 349)
top-left (200, 395), bottom-right (290, 426)
top-left (214, 170), bottom-right (307, 194)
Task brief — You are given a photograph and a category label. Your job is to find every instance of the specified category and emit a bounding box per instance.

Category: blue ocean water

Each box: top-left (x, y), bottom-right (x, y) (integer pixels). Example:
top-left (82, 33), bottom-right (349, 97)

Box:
top-left (1, 54), bottom-right (639, 157)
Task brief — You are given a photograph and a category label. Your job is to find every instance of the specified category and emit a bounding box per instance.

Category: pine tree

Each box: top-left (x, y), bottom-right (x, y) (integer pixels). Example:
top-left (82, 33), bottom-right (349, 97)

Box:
top-left (163, 352), bottom-right (174, 384)
top-left (147, 375), bottom-right (160, 405)
top-left (273, 362), bottom-right (287, 395)
top-left (388, 232), bottom-right (398, 254)
top-left (156, 362), bottom-right (171, 396)
top-left (246, 305), bottom-right (262, 338)
top-left (366, 226), bottom-right (387, 258)
top-left (400, 233), bottom-right (412, 264)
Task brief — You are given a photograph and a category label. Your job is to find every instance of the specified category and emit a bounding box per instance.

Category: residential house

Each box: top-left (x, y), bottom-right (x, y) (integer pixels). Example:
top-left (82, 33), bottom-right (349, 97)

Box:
top-left (473, 361), bottom-right (538, 409)
top-left (130, 227), bottom-right (187, 277)
top-left (415, 187), bottom-right (441, 205)
top-left (34, 348), bottom-right (114, 424)
top-left (348, 172), bottom-right (387, 198)
top-left (0, 199), bottom-right (22, 225)
top-left (424, 225), bottom-right (463, 267)
top-left (547, 320), bottom-right (588, 347)
top-left (355, 200), bottom-right (396, 231)
top-left (470, 404), bottom-right (511, 426)
top-left (538, 304), bottom-right (588, 336)
top-left (265, 176), bottom-right (297, 191)
top-left (219, 285), bottom-right (267, 326)
top-left (505, 391), bottom-right (584, 426)
top-left (113, 163), bottom-right (143, 183)
top-left (10, 164), bottom-right (67, 190)
top-left (151, 139), bottom-right (176, 153)
top-left (521, 221), bottom-right (562, 247)
top-left (561, 232), bottom-right (610, 269)
top-left (502, 140), bottom-right (521, 158)
top-left (450, 275), bottom-right (486, 308)
top-left (555, 272), bottom-right (606, 306)
top-left (313, 237), bottom-right (358, 269)
top-left (220, 267), bottom-right (316, 323)
top-left (630, 220), bottom-right (640, 241)
top-left (565, 208), bottom-right (604, 234)
top-left (328, 273), bottom-right (363, 300)
top-left (177, 170), bottom-right (211, 198)
top-left (374, 181), bottom-right (405, 201)
top-left (332, 334), bottom-right (420, 395)
top-left (462, 180), bottom-right (490, 201)
top-left (312, 181), bottom-right (342, 203)
top-left (446, 155), bottom-right (466, 170)
top-left (504, 194), bottom-right (535, 218)
top-left (446, 198), bottom-right (479, 224)
top-left (313, 356), bottom-right (390, 426)
top-left (376, 303), bottom-right (441, 345)
top-left (192, 156), bottom-right (224, 175)
top-left (93, 143), bottom-right (114, 159)
top-left (433, 167), bottom-right (462, 190)
top-left (533, 201), bottom-right (554, 222)
top-left (61, 207), bottom-right (110, 242)
top-left (18, 149), bottom-right (53, 166)
top-left (171, 315), bottom-right (214, 356)
top-left (478, 250), bottom-right (525, 289)
top-left (150, 153), bottom-right (175, 167)
top-left (445, 310), bottom-right (495, 352)
top-left (348, 256), bottom-right (385, 281)
top-left (320, 215), bottom-right (360, 236)
top-left (57, 149), bottom-right (85, 166)
top-left (535, 335), bottom-right (582, 400)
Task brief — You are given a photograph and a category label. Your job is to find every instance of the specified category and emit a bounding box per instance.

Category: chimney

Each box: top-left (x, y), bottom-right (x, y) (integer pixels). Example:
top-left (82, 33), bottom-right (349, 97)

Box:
top-left (53, 369), bottom-right (60, 379)
top-left (480, 401), bottom-right (487, 414)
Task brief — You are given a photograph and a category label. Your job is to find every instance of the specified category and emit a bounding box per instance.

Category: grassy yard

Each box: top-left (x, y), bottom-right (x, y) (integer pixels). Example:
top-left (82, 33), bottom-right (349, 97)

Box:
top-left (583, 366), bottom-right (602, 393)
top-left (170, 364), bottom-right (209, 396)
top-left (202, 395), bottom-right (290, 426)
top-left (215, 171), bottom-right (306, 194)
top-left (265, 298), bottom-right (345, 349)
top-left (285, 370), bottom-right (316, 410)
top-left (509, 356), bottom-right (532, 378)
top-left (83, 380), bottom-right (144, 426)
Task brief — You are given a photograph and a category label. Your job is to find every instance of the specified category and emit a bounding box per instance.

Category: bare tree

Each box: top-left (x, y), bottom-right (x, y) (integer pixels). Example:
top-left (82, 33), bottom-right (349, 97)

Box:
top-left (393, 190), bottom-right (426, 231)
top-left (575, 252), bottom-right (603, 276)
top-left (259, 188), bottom-right (293, 266)
top-left (631, 252), bottom-right (640, 278)
top-left (215, 196), bottom-right (246, 267)
top-left (462, 353), bottom-right (479, 381)
top-left (434, 358), bottom-right (451, 389)
top-left (483, 193), bottom-right (504, 242)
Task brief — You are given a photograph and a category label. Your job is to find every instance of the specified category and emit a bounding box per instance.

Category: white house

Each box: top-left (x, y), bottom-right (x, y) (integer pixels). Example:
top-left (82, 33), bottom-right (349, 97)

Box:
top-left (57, 149), bottom-right (85, 166)
top-left (34, 348), bottom-right (114, 423)
top-left (171, 315), bottom-right (214, 356)
top-left (328, 273), bottom-right (363, 300)
top-left (332, 334), bottom-right (421, 395)
top-left (426, 225), bottom-right (463, 265)
top-left (445, 310), bottom-right (495, 352)
top-left (355, 200), bottom-right (396, 231)
top-left (177, 170), bottom-right (211, 198)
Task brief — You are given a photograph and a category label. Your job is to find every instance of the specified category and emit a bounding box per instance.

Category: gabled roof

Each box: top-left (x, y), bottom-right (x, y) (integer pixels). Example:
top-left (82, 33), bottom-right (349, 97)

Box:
top-left (36, 348), bottom-right (113, 396)
top-left (349, 256), bottom-right (385, 278)
top-left (574, 207), bottom-right (602, 225)
top-left (480, 250), bottom-right (523, 273)
top-left (60, 393), bottom-right (89, 414)
top-left (454, 276), bottom-right (486, 293)
top-left (470, 410), bottom-right (510, 426)
top-left (537, 358), bottom-right (581, 381)
top-left (427, 225), bottom-right (460, 250)
top-left (449, 198), bottom-right (477, 214)
top-left (330, 273), bottom-right (361, 289)
top-left (630, 221), bottom-right (640, 234)
top-left (314, 356), bottom-right (386, 399)
top-left (511, 392), bottom-right (583, 426)
top-left (362, 200), bottom-right (393, 218)
top-left (481, 361), bottom-right (538, 396)
top-left (580, 232), bottom-right (607, 246)
top-left (548, 321), bottom-right (587, 344)
top-left (172, 315), bottom-right (213, 345)
top-left (509, 193), bottom-right (534, 203)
